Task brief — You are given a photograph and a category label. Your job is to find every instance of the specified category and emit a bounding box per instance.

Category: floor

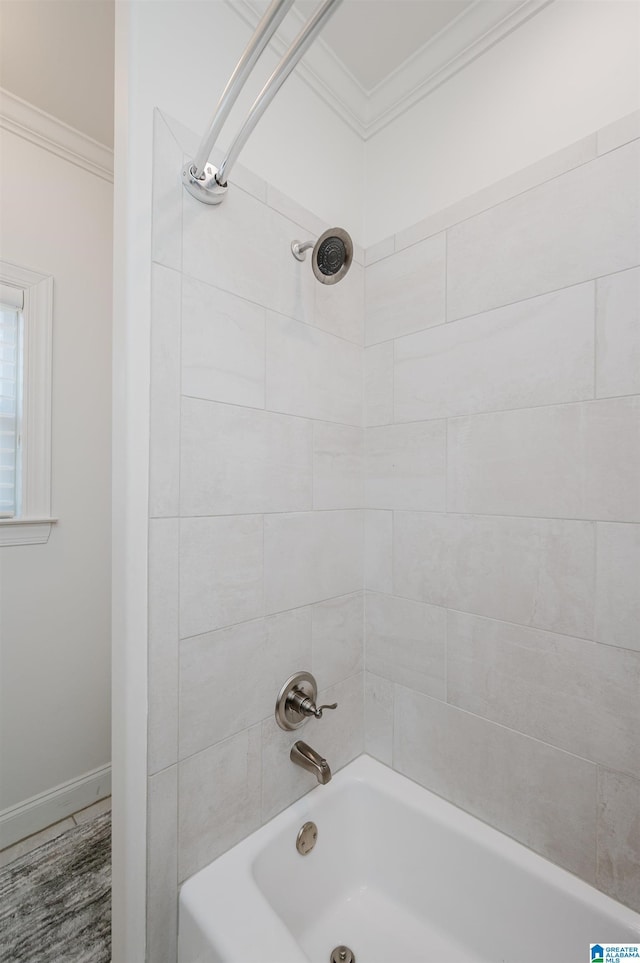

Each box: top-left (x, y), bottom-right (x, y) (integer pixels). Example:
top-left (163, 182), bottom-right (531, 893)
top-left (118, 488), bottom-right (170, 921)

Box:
top-left (0, 797), bottom-right (111, 869)
top-left (0, 799), bottom-right (111, 963)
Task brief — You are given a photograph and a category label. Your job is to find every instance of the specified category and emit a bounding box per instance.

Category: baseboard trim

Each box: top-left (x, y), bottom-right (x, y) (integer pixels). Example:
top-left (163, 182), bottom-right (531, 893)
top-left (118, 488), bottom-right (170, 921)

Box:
top-left (0, 764), bottom-right (112, 850)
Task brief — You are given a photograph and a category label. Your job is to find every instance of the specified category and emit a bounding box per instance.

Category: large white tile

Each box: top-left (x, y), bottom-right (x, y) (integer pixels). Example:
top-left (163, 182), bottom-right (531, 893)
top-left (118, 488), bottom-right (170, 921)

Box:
top-left (597, 109), bottom-right (640, 155)
top-left (178, 727), bottom-right (261, 881)
top-left (352, 240), bottom-right (365, 268)
top-left (181, 398), bottom-right (312, 516)
top-left (179, 608), bottom-right (312, 759)
top-left (314, 258), bottom-right (365, 345)
top-left (364, 510), bottom-right (392, 593)
top-left (179, 515), bottom-right (263, 638)
top-left (365, 421), bottom-right (446, 511)
top-left (393, 512), bottom-right (595, 638)
top-left (365, 593), bottom-right (446, 698)
top-left (394, 135), bottom-right (598, 254)
top-left (260, 719), bottom-right (316, 823)
top-left (149, 264), bottom-right (181, 518)
top-left (395, 283), bottom-right (595, 422)
top-left (261, 673), bottom-right (363, 822)
top-left (181, 276), bottom-right (265, 409)
top-left (394, 688), bottom-right (597, 882)
top-left (447, 141), bottom-right (640, 321)
top-left (273, 209), bottom-right (316, 327)
top-left (364, 342), bottom-right (394, 427)
top-left (148, 519), bottom-right (179, 774)
top-left (364, 672), bottom-right (394, 766)
top-left (596, 267), bottom-right (640, 399)
top-left (152, 111), bottom-right (183, 271)
top-left (219, 158), bottom-right (267, 204)
top-left (597, 768), bottom-right (640, 913)
top-left (161, 110), bottom-right (199, 162)
top-left (448, 398), bottom-right (640, 522)
top-left (183, 180), bottom-right (278, 308)
top-left (365, 236), bottom-right (394, 266)
top-left (204, 141), bottom-right (268, 204)
top-left (365, 233), bottom-right (446, 345)
top-left (264, 511), bottom-right (363, 613)
top-left (147, 766), bottom-right (178, 963)
top-left (447, 612), bottom-right (640, 778)
top-left (596, 523), bottom-right (640, 651)
top-left (267, 185), bottom-right (326, 239)
top-left (313, 673), bottom-right (364, 773)
top-left (311, 592), bottom-right (363, 690)
top-left (313, 422), bottom-right (364, 510)
top-left (266, 312), bottom-right (362, 426)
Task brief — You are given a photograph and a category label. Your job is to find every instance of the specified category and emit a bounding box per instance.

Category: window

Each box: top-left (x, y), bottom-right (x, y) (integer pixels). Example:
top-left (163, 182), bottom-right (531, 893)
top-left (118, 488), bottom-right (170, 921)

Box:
top-left (0, 261), bottom-right (54, 546)
top-left (0, 294), bottom-right (22, 517)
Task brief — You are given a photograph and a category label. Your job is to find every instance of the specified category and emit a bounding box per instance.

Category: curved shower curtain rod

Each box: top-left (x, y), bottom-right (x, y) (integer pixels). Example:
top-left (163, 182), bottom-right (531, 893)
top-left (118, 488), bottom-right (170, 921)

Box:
top-left (182, 0), bottom-right (343, 205)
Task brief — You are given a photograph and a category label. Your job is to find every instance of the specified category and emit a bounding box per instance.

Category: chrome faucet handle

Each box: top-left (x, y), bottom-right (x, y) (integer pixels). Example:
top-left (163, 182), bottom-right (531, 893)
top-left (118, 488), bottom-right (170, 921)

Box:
top-left (312, 702), bottom-right (338, 719)
top-left (275, 672), bottom-right (339, 730)
top-left (291, 692), bottom-right (338, 719)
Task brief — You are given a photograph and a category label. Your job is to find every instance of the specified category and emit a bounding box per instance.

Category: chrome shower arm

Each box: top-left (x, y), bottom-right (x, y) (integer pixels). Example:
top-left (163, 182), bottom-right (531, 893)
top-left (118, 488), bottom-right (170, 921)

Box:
top-left (216, 0), bottom-right (343, 187)
top-left (191, 0), bottom-right (295, 178)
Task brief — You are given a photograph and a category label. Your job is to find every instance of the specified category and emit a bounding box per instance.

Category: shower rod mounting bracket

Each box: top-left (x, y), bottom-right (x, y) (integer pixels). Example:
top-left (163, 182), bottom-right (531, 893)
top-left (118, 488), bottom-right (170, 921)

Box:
top-left (180, 0), bottom-right (342, 205)
top-left (182, 162), bottom-right (228, 205)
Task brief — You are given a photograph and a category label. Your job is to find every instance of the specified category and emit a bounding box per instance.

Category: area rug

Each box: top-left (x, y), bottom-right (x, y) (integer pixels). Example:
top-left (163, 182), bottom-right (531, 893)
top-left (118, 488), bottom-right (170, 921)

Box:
top-left (0, 812), bottom-right (111, 963)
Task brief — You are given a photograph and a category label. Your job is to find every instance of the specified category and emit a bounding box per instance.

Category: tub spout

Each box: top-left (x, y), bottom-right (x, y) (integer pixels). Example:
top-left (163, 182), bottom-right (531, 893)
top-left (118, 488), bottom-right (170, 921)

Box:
top-left (290, 740), bottom-right (332, 785)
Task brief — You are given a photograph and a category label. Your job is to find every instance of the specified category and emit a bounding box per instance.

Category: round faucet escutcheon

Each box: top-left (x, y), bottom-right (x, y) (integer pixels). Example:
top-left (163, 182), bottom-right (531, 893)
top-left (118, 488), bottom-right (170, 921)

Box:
top-left (275, 671), bottom-right (338, 730)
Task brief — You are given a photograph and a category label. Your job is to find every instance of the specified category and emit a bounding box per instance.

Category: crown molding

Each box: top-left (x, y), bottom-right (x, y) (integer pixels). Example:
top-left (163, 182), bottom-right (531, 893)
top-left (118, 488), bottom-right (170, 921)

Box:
top-left (228, 0), bottom-right (369, 136)
top-left (229, 0), bottom-right (553, 140)
top-left (363, 0), bottom-right (554, 137)
top-left (0, 88), bottom-right (113, 183)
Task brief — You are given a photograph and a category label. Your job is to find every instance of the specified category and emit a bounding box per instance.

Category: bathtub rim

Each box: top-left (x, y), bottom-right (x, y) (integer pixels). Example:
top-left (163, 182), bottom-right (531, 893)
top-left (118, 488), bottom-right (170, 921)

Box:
top-left (178, 753), bottom-right (640, 962)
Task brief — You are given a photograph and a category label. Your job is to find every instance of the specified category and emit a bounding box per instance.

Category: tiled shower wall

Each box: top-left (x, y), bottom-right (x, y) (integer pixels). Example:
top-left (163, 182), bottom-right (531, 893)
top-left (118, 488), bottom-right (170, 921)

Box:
top-left (363, 113), bottom-right (640, 914)
top-left (146, 112), bottom-right (365, 962)
top-left (146, 107), bottom-right (640, 960)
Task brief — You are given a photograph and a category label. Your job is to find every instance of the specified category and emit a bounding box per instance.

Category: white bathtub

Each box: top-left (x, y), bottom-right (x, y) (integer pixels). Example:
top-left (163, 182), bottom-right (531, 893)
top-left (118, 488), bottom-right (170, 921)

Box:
top-left (178, 755), bottom-right (640, 963)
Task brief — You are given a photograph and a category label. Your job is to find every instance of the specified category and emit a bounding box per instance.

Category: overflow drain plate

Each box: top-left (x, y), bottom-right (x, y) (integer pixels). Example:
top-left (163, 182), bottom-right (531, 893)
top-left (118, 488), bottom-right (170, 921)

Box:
top-left (330, 947), bottom-right (356, 963)
top-left (296, 821), bottom-right (318, 855)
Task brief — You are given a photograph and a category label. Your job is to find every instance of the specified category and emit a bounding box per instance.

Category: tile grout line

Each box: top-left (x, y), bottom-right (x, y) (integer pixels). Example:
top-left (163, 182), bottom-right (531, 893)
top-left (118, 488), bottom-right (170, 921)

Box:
top-left (175, 245), bottom-right (185, 884)
top-left (363, 264), bottom-right (640, 348)
top-left (373, 129), bottom-right (639, 261)
top-left (595, 764), bottom-right (601, 885)
top-left (364, 588), bottom-right (640, 655)
top-left (593, 277), bottom-right (598, 400)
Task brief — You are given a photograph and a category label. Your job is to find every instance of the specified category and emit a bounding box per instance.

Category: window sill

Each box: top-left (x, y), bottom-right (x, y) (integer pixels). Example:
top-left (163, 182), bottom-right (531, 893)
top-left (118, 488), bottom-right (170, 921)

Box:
top-left (0, 517), bottom-right (58, 546)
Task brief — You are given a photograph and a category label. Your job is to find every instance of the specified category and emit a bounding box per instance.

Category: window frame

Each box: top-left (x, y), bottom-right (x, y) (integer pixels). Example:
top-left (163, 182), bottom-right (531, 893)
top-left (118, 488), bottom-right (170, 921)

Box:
top-left (0, 260), bottom-right (55, 546)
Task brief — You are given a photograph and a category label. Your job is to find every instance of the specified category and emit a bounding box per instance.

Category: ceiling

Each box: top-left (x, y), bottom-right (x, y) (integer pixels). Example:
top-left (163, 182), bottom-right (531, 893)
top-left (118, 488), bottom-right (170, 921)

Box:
top-left (0, 0), bottom-right (549, 147)
top-left (0, 0), bottom-right (114, 147)
top-left (242, 0), bottom-right (551, 137)
top-left (296, 0), bottom-right (474, 92)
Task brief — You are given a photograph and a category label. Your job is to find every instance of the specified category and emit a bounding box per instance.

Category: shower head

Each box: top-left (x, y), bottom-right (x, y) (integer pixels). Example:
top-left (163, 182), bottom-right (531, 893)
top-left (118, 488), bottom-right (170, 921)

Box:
top-left (291, 227), bottom-right (353, 285)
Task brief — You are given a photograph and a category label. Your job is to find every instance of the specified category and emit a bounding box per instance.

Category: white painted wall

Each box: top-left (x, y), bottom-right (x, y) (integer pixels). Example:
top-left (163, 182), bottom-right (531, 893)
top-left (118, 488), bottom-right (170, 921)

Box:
top-left (0, 131), bottom-right (112, 809)
top-left (364, 0), bottom-right (640, 244)
top-left (0, 0), bottom-right (114, 148)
